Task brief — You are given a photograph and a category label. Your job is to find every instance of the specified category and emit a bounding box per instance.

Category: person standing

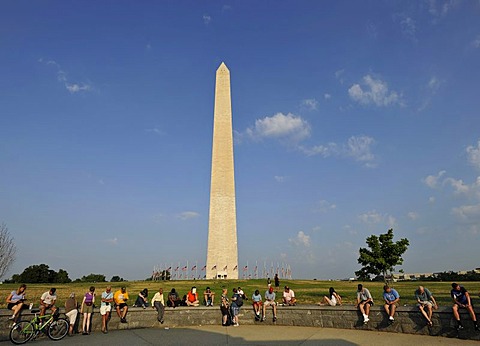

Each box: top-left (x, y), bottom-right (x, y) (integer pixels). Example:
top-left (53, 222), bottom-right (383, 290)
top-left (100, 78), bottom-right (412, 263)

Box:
top-left (230, 288), bottom-right (242, 326)
top-left (451, 283), bottom-right (479, 331)
top-left (6, 284), bottom-right (28, 323)
top-left (64, 293), bottom-right (78, 336)
top-left (220, 288), bottom-right (230, 326)
top-left (415, 286), bottom-right (437, 327)
top-left (274, 274), bottom-right (280, 289)
top-left (100, 286), bottom-right (113, 334)
top-left (356, 284), bottom-right (373, 324)
top-left (81, 286), bottom-right (95, 335)
top-left (151, 288), bottom-right (165, 324)
top-left (383, 285), bottom-right (400, 323)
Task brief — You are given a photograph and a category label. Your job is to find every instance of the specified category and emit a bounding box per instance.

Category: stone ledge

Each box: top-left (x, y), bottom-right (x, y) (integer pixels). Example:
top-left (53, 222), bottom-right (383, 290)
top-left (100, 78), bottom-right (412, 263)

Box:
top-left (1, 305), bottom-right (479, 341)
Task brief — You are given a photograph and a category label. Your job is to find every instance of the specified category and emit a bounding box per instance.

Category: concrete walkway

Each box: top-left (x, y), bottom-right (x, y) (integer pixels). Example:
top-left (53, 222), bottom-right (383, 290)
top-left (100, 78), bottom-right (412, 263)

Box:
top-left (14, 325), bottom-right (478, 345)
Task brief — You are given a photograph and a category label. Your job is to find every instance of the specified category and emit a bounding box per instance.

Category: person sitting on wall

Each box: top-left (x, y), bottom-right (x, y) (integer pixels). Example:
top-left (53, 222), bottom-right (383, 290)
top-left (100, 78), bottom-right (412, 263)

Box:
top-left (414, 285), bottom-right (438, 327)
top-left (356, 284), bottom-right (373, 324)
top-left (39, 288), bottom-right (58, 317)
top-left (318, 287), bottom-right (342, 306)
top-left (252, 289), bottom-right (263, 320)
top-left (133, 288), bottom-right (149, 309)
top-left (451, 282), bottom-right (479, 331)
top-left (186, 287), bottom-right (200, 307)
top-left (262, 286), bottom-right (277, 322)
top-left (6, 284), bottom-right (29, 323)
top-left (282, 286), bottom-right (296, 306)
top-left (114, 286), bottom-right (129, 323)
top-left (383, 285), bottom-right (400, 323)
top-left (167, 288), bottom-right (181, 308)
top-left (204, 287), bottom-right (215, 306)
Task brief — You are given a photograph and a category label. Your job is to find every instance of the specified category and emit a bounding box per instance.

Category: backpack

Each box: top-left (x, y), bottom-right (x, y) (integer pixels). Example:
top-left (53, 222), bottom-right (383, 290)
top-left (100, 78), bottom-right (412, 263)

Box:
top-left (235, 293), bottom-right (243, 307)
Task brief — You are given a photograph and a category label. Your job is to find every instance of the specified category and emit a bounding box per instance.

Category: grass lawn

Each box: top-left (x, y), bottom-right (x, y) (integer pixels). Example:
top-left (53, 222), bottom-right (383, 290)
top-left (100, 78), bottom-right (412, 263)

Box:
top-left (1, 280), bottom-right (480, 309)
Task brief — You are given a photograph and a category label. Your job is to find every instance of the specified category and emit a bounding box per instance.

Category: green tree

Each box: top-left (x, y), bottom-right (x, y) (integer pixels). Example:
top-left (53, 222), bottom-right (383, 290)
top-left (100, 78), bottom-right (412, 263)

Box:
top-left (56, 269), bottom-right (71, 283)
top-left (81, 273), bottom-right (106, 282)
top-left (19, 264), bottom-right (51, 283)
top-left (111, 275), bottom-right (124, 282)
top-left (355, 229), bottom-right (409, 281)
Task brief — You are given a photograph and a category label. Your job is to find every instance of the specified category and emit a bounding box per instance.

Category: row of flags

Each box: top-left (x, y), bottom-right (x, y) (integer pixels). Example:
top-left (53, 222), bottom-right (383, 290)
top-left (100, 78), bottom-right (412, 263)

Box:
top-left (151, 262), bottom-right (292, 280)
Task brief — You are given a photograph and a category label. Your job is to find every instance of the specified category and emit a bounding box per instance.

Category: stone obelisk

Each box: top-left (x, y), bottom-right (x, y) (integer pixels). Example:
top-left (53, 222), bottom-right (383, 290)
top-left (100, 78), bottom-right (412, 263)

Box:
top-left (206, 62), bottom-right (238, 280)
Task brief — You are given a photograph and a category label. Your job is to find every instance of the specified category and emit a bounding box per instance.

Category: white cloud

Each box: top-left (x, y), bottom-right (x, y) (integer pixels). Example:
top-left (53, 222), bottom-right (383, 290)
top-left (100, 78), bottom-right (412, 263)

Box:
top-left (428, 76), bottom-right (443, 92)
top-left (222, 5), bottom-right (232, 11)
top-left (444, 177), bottom-right (470, 194)
top-left (335, 69), bottom-right (345, 84)
top-left (345, 135), bottom-right (375, 163)
top-left (106, 237), bottom-right (118, 246)
top-left (246, 112), bottom-right (311, 142)
top-left (452, 204), bottom-right (480, 221)
top-left (203, 14), bottom-right (212, 25)
top-left (423, 170), bottom-right (446, 188)
top-left (466, 140), bottom-right (480, 170)
top-left (274, 175), bottom-right (287, 183)
top-left (177, 211), bottom-right (200, 220)
top-left (299, 142), bottom-right (338, 157)
top-left (66, 83), bottom-right (91, 93)
top-left (289, 231), bottom-right (310, 247)
top-left (317, 200), bottom-right (336, 213)
top-left (429, 196), bottom-right (436, 203)
top-left (359, 210), bottom-right (396, 228)
top-left (298, 135), bottom-right (376, 167)
top-left (428, 0), bottom-right (459, 21)
top-left (359, 210), bottom-right (383, 224)
top-left (39, 58), bottom-right (92, 94)
top-left (324, 93), bottom-right (331, 99)
top-left (145, 128), bottom-right (164, 135)
top-left (407, 212), bottom-right (419, 220)
top-left (395, 14), bottom-right (417, 41)
top-left (472, 35), bottom-right (480, 48)
top-left (348, 75), bottom-right (402, 107)
top-left (301, 98), bottom-right (318, 110)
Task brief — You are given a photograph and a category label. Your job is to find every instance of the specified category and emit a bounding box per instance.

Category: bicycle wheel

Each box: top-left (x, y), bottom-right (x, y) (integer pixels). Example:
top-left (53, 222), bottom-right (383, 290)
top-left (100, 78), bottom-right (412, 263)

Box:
top-left (47, 318), bottom-right (69, 341)
top-left (9, 320), bottom-right (35, 345)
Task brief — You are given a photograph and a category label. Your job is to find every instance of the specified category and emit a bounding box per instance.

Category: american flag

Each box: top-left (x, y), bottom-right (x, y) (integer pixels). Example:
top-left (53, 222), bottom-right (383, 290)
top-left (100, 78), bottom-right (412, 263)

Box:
top-left (243, 265), bottom-right (248, 271)
top-left (175, 266), bottom-right (179, 271)
top-left (201, 265), bottom-right (206, 271)
top-left (211, 265), bottom-right (217, 270)
top-left (223, 265), bottom-right (227, 270)
top-left (191, 265), bottom-right (197, 271)
top-left (182, 266), bottom-right (187, 271)
top-left (233, 265), bottom-right (238, 271)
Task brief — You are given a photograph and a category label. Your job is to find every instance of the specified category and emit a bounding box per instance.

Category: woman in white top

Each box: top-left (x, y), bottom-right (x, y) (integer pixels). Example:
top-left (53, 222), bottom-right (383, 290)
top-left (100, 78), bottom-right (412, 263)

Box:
top-left (318, 287), bottom-right (342, 306)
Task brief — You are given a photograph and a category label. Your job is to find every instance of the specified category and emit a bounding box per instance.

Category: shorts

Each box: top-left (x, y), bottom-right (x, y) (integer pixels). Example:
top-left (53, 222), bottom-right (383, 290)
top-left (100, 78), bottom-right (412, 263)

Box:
top-left (417, 301), bottom-right (433, 308)
top-left (230, 305), bottom-right (239, 316)
top-left (264, 301), bottom-right (276, 307)
top-left (220, 305), bottom-right (229, 316)
top-left (100, 305), bottom-right (112, 315)
top-left (82, 304), bottom-right (93, 314)
top-left (8, 302), bottom-right (26, 310)
top-left (253, 301), bottom-right (263, 307)
top-left (359, 300), bottom-right (374, 306)
top-left (65, 309), bottom-right (78, 324)
top-left (117, 303), bottom-right (127, 309)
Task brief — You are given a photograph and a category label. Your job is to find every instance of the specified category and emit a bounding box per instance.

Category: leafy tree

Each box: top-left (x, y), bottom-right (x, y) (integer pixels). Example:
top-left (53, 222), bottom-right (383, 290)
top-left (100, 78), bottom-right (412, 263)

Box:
top-left (0, 223), bottom-right (16, 279)
top-left (355, 229), bottom-right (409, 281)
top-left (19, 264), bottom-right (52, 283)
top-left (56, 269), bottom-right (72, 283)
top-left (111, 275), bottom-right (124, 282)
top-left (81, 273), bottom-right (106, 282)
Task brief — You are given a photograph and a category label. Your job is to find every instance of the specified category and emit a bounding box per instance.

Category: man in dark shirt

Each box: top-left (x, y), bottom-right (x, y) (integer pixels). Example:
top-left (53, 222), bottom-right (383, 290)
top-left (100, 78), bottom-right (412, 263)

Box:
top-left (451, 283), bottom-right (479, 331)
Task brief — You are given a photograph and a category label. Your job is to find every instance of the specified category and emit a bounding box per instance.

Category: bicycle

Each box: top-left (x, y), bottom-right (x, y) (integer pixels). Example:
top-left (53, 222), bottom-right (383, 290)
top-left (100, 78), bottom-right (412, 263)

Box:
top-left (9, 308), bottom-right (69, 344)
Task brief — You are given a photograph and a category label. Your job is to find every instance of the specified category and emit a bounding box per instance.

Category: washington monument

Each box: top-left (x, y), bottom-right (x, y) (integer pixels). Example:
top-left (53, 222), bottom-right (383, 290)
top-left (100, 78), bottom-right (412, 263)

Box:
top-left (206, 62), bottom-right (238, 280)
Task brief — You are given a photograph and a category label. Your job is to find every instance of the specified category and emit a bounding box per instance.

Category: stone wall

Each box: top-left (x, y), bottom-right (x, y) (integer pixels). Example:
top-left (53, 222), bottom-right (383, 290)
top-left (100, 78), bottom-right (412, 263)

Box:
top-left (1, 305), bottom-right (478, 342)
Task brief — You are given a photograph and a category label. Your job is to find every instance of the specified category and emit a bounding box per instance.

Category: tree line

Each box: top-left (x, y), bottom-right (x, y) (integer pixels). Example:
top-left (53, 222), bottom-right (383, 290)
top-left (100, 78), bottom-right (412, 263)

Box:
top-left (3, 263), bottom-right (125, 283)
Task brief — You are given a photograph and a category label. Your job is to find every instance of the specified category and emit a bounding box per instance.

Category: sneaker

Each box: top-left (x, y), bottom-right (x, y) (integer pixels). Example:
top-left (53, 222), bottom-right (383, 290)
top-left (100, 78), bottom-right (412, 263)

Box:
top-left (273, 316), bottom-right (277, 322)
top-left (364, 317), bottom-right (369, 323)
top-left (389, 316), bottom-right (394, 321)
top-left (8, 316), bottom-right (15, 320)
top-left (233, 323), bottom-right (239, 327)
top-left (262, 316), bottom-right (266, 322)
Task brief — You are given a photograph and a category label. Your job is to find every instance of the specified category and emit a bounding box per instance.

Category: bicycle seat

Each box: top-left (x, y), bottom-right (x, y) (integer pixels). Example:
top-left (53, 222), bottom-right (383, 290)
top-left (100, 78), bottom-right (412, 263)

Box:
top-left (31, 309), bottom-right (40, 313)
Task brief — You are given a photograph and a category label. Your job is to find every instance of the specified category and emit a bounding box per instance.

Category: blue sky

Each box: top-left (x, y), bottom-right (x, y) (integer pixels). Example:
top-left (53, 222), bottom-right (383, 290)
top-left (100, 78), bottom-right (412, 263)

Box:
top-left (1, 1), bottom-right (480, 281)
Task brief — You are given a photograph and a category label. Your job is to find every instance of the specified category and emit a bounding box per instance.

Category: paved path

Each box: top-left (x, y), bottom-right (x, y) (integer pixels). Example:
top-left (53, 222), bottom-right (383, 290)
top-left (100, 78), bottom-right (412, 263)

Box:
top-left (12, 325), bottom-right (478, 345)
